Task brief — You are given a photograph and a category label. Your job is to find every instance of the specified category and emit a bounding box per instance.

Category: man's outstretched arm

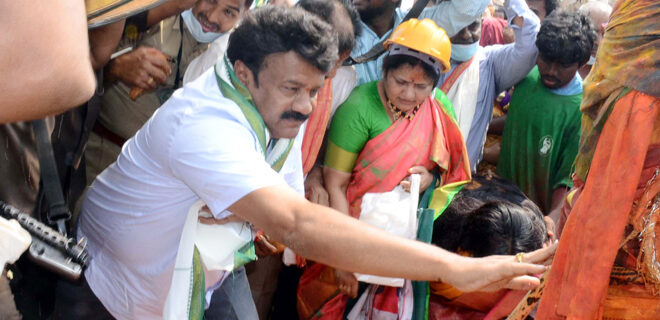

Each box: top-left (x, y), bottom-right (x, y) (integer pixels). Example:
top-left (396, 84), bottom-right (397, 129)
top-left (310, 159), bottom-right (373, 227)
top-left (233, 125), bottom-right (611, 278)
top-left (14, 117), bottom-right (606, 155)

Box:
top-left (229, 184), bottom-right (556, 293)
top-left (0, 0), bottom-right (95, 123)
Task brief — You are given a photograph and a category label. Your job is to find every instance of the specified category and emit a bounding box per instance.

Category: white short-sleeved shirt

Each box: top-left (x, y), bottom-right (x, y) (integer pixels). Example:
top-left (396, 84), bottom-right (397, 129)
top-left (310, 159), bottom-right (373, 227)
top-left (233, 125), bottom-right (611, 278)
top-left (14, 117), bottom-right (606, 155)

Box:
top-left (78, 67), bottom-right (302, 319)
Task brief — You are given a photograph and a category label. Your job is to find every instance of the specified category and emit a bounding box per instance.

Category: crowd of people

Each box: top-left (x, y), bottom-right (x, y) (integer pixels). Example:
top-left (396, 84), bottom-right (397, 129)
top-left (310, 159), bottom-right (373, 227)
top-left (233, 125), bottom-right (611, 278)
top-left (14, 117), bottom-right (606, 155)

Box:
top-left (0, 0), bottom-right (657, 319)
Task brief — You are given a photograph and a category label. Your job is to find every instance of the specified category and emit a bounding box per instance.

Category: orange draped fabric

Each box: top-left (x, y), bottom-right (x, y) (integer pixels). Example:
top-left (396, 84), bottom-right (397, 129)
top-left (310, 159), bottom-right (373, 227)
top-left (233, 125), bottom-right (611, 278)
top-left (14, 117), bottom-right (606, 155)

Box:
top-left (536, 91), bottom-right (660, 319)
top-left (301, 78), bottom-right (333, 175)
top-left (537, 1), bottom-right (660, 317)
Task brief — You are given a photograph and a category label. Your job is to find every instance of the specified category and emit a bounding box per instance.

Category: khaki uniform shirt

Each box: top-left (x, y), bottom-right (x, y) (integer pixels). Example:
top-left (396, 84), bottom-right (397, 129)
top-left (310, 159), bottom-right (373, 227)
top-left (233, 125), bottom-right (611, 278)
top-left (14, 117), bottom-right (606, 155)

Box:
top-left (99, 15), bottom-right (209, 140)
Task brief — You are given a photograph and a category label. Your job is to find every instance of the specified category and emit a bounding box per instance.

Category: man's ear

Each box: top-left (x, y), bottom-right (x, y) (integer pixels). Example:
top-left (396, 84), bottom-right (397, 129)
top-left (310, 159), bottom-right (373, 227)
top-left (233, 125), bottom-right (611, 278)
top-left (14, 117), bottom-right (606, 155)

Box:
top-left (233, 60), bottom-right (254, 87)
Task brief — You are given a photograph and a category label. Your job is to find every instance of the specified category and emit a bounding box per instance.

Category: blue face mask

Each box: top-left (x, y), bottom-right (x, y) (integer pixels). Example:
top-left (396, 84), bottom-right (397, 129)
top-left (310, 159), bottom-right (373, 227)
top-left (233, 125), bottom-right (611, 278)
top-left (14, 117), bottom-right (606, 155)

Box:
top-left (181, 9), bottom-right (224, 43)
top-left (450, 42), bottom-right (479, 62)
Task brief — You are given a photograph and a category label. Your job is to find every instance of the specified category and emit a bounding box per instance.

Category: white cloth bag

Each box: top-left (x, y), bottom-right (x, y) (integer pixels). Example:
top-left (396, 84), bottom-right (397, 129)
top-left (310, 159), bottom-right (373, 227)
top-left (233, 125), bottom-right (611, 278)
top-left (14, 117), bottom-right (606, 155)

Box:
top-left (163, 200), bottom-right (253, 319)
top-left (354, 174), bottom-right (420, 287)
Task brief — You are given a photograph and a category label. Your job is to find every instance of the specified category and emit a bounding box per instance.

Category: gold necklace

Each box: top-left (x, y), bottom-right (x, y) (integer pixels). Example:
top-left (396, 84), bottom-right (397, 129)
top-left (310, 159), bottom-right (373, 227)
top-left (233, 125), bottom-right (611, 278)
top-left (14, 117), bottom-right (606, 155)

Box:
top-left (387, 98), bottom-right (420, 121)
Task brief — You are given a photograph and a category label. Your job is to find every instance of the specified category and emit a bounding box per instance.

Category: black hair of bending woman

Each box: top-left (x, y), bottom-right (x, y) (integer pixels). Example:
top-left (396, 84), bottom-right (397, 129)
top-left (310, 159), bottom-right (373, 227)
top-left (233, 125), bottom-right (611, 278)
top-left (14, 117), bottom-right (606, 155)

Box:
top-left (432, 174), bottom-right (547, 256)
top-left (458, 201), bottom-right (547, 257)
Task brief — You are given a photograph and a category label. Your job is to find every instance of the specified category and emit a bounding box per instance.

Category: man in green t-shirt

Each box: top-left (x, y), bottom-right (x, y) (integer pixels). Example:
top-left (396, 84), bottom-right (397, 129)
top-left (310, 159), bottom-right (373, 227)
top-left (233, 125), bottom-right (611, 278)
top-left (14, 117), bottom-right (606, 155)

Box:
top-left (496, 10), bottom-right (596, 237)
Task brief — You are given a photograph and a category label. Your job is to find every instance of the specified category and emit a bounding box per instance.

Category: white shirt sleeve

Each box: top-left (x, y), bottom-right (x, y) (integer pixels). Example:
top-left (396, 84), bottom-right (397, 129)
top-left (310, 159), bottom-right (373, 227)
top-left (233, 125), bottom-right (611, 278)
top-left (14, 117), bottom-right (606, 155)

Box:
top-left (330, 66), bottom-right (358, 123)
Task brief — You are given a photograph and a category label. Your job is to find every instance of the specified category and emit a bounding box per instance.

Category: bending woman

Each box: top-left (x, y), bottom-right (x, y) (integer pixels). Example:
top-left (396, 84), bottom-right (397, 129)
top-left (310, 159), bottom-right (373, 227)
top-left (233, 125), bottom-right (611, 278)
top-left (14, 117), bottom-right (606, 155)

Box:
top-left (297, 19), bottom-right (472, 319)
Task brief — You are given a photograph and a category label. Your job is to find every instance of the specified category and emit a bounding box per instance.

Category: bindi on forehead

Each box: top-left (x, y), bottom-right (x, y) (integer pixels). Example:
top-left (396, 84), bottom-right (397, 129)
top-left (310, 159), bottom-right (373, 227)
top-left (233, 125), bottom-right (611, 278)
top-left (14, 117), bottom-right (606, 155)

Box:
top-left (392, 65), bottom-right (432, 85)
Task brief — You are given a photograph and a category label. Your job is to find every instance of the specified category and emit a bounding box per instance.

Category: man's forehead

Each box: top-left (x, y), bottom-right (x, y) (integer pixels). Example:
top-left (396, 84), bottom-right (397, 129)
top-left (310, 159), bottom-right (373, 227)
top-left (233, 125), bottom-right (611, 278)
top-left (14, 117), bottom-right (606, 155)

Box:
top-left (259, 51), bottom-right (326, 87)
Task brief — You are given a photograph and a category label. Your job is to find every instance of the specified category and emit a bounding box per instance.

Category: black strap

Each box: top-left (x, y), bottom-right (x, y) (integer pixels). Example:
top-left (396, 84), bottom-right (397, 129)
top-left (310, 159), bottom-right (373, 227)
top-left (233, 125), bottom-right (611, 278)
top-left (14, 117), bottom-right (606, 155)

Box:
top-left (71, 68), bottom-right (104, 170)
top-left (32, 119), bottom-right (71, 236)
top-left (344, 0), bottom-right (431, 66)
top-left (173, 17), bottom-right (185, 89)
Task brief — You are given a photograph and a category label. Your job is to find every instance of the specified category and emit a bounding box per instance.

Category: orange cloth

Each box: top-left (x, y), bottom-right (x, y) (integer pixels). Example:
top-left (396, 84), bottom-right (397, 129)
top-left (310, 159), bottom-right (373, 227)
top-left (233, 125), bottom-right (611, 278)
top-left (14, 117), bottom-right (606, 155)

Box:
top-left (301, 78), bottom-right (333, 175)
top-left (537, 91), bottom-right (660, 319)
top-left (537, 1), bottom-right (660, 317)
top-left (574, 0), bottom-right (660, 181)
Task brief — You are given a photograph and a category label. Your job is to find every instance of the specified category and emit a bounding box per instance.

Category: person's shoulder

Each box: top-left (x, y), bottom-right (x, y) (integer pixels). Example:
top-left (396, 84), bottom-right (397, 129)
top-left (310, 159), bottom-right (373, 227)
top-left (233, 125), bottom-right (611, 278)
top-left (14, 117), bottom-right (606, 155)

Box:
top-left (342, 81), bottom-right (378, 108)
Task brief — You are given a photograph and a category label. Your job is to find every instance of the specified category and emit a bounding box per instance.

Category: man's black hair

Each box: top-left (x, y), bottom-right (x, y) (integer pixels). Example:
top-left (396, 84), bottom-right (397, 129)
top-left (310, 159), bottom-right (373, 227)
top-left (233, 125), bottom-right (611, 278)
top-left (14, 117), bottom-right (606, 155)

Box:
top-left (227, 6), bottom-right (338, 85)
top-left (297, 0), bottom-right (362, 54)
top-left (544, 0), bottom-right (559, 16)
top-left (536, 10), bottom-right (597, 66)
top-left (432, 175), bottom-right (547, 255)
top-left (382, 54), bottom-right (441, 86)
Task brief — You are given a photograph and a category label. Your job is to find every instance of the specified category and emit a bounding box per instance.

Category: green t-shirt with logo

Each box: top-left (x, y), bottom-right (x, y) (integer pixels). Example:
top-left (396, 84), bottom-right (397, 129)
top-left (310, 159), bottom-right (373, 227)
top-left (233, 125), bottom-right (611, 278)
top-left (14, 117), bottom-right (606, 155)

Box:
top-left (496, 67), bottom-right (582, 213)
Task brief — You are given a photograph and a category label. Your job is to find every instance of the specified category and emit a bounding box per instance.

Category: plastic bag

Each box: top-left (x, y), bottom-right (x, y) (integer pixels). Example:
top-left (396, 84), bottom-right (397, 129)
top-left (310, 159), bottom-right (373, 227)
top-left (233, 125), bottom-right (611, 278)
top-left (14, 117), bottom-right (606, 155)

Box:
top-left (355, 174), bottom-right (420, 287)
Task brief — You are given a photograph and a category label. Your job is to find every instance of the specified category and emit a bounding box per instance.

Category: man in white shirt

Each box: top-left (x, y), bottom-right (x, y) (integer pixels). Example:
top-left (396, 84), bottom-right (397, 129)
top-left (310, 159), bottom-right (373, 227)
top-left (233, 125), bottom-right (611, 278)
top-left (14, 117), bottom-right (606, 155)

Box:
top-left (72, 6), bottom-right (554, 319)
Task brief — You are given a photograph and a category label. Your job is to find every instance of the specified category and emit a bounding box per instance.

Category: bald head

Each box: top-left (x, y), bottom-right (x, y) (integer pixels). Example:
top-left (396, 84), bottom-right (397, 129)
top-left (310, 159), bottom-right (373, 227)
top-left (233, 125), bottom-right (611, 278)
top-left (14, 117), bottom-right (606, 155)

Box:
top-left (579, 1), bottom-right (612, 31)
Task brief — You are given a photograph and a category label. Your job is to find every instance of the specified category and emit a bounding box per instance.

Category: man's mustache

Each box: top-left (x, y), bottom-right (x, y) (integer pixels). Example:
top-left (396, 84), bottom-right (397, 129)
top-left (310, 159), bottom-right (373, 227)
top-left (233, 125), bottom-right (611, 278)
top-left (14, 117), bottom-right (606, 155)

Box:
top-left (280, 111), bottom-right (309, 122)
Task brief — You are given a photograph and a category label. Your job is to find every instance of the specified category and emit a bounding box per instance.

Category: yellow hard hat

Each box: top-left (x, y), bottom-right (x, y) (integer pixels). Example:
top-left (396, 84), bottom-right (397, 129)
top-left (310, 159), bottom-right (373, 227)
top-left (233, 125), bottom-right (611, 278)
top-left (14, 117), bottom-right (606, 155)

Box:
top-left (384, 18), bottom-right (451, 73)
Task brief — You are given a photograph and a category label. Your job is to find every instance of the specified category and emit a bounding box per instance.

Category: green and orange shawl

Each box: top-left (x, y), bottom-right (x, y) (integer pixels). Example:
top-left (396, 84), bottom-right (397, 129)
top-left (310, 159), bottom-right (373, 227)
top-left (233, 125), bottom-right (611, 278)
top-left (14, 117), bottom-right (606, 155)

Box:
top-left (537, 0), bottom-right (660, 318)
top-left (297, 89), bottom-right (471, 320)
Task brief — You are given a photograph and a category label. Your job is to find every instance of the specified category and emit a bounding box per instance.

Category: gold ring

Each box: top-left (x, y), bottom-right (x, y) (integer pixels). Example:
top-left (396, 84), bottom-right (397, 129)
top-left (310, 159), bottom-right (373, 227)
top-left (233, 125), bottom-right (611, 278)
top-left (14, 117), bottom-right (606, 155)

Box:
top-left (516, 252), bottom-right (525, 263)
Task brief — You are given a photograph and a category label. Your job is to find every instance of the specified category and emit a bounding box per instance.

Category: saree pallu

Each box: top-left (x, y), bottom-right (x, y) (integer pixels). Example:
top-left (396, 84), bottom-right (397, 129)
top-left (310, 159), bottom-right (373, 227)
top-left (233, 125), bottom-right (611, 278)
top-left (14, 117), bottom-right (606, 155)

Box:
top-left (302, 78), bottom-right (333, 175)
top-left (537, 90), bottom-right (660, 319)
top-left (536, 1), bottom-right (660, 317)
top-left (297, 92), bottom-right (470, 320)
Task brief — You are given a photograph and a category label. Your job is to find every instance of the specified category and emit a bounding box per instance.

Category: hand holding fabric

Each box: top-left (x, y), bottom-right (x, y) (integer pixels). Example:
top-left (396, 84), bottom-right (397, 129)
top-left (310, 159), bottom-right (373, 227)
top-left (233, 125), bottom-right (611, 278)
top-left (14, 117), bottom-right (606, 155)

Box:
top-left (399, 166), bottom-right (433, 193)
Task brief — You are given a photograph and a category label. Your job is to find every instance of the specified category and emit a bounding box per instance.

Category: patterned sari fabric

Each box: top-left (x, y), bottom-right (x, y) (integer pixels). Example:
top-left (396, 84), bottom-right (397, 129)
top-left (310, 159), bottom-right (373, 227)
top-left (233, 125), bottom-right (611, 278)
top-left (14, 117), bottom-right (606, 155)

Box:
top-left (537, 1), bottom-right (660, 317)
top-left (297, 92), bottom-right (470, 320)
top-left (301, 78), bottom-right (333, 175)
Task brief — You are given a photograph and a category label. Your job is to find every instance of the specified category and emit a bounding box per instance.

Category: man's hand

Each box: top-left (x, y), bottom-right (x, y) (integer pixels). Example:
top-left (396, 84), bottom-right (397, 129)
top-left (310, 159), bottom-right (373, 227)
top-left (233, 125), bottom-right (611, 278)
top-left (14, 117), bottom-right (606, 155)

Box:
top-left (334, 269), bottom-right (359, 298)
top-left (197, 209), bottom-right (282, 257)
top-left (107, 46), bottom-right (172, 90)
top-left (446, 242), bottom-right (557, 293)
top-left (254, 233), bottom-right (282, 257)
top-left (305, 166), bottom-right (329, 206)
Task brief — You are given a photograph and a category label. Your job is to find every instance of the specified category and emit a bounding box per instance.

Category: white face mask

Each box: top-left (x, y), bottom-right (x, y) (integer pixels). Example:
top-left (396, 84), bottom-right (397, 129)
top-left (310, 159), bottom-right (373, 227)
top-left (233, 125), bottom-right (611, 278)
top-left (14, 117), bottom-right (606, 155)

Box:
top-left (181, 9), bottom-right (224, 43)
top-left (587, 55), bottom-right (596, 66)
top-left (450, 42), bottom-right (479, 62)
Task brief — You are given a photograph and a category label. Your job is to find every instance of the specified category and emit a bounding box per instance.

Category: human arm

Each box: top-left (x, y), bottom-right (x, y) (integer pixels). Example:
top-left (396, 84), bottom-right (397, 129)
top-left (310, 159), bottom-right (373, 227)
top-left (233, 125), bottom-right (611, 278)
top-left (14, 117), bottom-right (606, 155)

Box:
top-left (323, 166), bottom-right (351, 215)
top-left (146, 0), bottom-right (197, 27)
top-left (89, 20), bottom-right (127, 70)
top-left (229, 185), bottom-right (555, 292)
top-left (0, 0), bottom-right (95, 123)
top-left (545, 187), bottom-right (567, 241)
top-left (487, 0), bottom-right (541, 93)
top-left (419, 0), bottom-right (491, 37)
